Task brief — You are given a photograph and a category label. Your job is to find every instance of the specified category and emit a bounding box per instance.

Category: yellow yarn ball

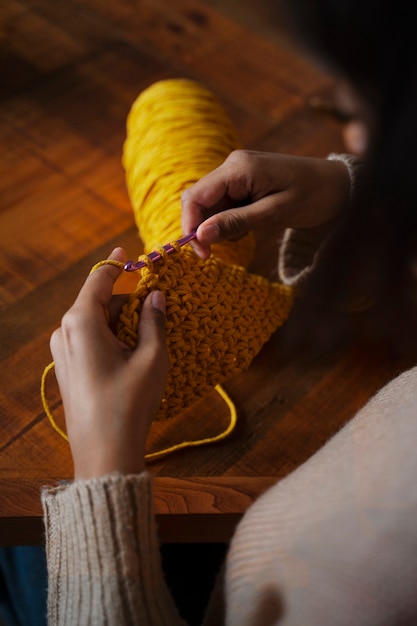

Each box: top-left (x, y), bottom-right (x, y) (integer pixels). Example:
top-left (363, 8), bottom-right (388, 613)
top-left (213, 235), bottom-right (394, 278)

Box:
top-left (123, 78), bottom-right (256, 268)
top-left (119, 79), bottom-right (293, 421)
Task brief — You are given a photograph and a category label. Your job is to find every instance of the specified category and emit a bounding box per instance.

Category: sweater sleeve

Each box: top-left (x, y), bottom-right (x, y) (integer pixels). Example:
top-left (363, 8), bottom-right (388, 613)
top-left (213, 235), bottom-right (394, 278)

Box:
top-left (42, 472), bottom-right (187, 626)
top-left (277, 153), bottom-right (365, 292)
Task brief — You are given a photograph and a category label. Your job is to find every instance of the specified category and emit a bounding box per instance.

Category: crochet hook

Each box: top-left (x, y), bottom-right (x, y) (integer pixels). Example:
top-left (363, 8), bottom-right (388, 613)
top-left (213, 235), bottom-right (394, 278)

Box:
top-left (123, 230), bottom-right (197, 271)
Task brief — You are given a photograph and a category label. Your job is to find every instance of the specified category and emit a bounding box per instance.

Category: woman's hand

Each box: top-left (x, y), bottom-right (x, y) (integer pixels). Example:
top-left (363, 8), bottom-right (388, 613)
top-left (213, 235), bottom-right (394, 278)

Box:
top-left (50, 248), bottom-right (169, 480)
top-left (181, 150), bottom-right (351, 259)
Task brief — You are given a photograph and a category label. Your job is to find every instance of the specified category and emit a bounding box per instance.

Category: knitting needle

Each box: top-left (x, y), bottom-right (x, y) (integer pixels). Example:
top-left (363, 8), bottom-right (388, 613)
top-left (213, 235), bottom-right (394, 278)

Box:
top-left (123, 229), bottom-right (197, 271)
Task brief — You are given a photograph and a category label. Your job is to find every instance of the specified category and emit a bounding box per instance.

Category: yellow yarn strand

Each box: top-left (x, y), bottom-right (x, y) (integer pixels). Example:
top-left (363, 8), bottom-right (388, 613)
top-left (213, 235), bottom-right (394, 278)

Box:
top-left (41, 361), bottom-right (69, 442)
top-left (41, 359), bottom-right (238, 461)
top-left (144, 384), bottom-right (236, 461)
top-left (89, 259), bottom-right (125, 274)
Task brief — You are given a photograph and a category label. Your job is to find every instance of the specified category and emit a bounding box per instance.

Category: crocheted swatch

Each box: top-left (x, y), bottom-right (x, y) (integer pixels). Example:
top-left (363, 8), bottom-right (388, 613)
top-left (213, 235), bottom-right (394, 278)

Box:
top-left (117, 246), bottom-right (293, 421)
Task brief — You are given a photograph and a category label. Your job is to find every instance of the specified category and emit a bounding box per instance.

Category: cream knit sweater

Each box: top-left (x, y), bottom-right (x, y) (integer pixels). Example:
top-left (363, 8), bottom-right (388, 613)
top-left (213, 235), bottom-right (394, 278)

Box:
top-left (42, 155), bottom-right (417, 624)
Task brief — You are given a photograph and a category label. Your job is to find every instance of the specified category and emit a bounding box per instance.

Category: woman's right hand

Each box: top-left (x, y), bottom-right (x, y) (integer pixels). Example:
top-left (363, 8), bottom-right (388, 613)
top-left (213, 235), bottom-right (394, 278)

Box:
top-left (181, 150), bottom-right (351, 259)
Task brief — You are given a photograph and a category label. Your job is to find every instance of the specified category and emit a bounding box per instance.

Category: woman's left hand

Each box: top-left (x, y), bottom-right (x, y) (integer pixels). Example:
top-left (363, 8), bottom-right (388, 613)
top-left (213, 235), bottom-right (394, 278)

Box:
top-left (50, 247), bottom-right (169, 480)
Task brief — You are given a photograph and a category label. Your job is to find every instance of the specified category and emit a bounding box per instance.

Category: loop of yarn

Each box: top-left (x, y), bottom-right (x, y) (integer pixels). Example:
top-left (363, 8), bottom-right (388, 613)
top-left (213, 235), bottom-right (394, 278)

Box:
top-left (41, 360), bottom-right (237, 462)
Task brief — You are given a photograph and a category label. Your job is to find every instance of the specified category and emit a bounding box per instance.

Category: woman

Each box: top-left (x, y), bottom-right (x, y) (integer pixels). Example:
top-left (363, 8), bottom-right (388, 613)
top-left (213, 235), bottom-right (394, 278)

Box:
top-left (43, 0), bottom-right (417, 623)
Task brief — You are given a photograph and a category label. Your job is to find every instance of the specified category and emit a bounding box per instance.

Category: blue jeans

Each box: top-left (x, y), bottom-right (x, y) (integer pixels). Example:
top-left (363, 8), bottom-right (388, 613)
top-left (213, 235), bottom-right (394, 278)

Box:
top-left (0, 547), bottom-right (47, 626)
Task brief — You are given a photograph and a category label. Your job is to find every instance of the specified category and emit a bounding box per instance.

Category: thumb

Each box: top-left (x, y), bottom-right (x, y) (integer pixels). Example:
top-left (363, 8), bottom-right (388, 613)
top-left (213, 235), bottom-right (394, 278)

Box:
top-left (78, 247), bottom-right (127, 311)
top-left (197, 204), bottom-right (255, 247)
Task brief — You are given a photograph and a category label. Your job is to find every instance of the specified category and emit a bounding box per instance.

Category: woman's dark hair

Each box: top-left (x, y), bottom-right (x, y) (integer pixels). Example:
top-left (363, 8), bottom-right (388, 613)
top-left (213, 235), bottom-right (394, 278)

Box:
top-left (280, 0), bottom-right (417, 199)
top-left (276, 0), bottom-right (417, 349)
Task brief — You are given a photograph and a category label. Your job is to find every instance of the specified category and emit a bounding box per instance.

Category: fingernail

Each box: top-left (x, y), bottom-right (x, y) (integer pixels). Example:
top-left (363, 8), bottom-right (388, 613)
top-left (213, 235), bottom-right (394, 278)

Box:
top-left (199, 223), bottom-right (219, 244)
top-left (151, 291), bottom-right (166, 314)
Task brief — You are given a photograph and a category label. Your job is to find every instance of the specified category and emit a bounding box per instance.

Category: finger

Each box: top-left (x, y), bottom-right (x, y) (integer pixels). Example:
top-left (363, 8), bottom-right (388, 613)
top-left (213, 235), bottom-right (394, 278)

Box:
top-left (181, 177), bottom-right (236, 260)
top-left (196, 194), bottom-right (285, 248)
top-left (49, 327), bottom-right (62, 362)
top-left (132, 291), bottom-right (169, 371)
top-left (107, 294), bottom-right (130, 331)
top-left (181, 179), bottom-right (226, 260)
top-left (181, 192), bottom-right (211, 260)
top-left (181, 170), bottom-right (228, 233)
top-left (181, 157), bottom-right (255, 259)
top-left (77, 247), bottom-right (127, 311)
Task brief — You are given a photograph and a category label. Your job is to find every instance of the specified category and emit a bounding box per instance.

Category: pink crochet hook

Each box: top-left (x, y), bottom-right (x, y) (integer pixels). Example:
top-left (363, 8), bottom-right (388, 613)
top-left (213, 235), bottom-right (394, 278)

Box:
top-left (123, 229), bottom-right (197, 272)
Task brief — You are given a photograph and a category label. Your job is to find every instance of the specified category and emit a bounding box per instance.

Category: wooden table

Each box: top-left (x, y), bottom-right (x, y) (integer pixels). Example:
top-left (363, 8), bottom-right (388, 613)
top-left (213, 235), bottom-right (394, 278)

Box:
top-left (0, 0), bottom-right (411, 546)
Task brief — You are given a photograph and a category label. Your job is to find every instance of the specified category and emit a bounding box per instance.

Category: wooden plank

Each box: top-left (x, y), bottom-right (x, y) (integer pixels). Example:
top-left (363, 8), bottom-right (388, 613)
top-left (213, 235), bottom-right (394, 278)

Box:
top-left (0, 476), bottom-right (277, 518)
top-left (0, 476), bottom-right (276, 544)
top-left (74, 0), bottom-right (333, 103)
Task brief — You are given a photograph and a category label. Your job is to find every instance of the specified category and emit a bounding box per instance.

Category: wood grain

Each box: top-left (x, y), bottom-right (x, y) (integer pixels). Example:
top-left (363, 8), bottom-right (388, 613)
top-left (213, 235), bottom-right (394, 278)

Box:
top-left (0, 0), bottom-right (413, 545)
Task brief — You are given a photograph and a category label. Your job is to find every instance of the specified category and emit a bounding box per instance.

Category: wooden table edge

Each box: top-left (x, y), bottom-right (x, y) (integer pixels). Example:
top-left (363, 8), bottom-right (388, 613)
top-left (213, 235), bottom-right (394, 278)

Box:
top-left (0, 476), bottom-right (278, 545)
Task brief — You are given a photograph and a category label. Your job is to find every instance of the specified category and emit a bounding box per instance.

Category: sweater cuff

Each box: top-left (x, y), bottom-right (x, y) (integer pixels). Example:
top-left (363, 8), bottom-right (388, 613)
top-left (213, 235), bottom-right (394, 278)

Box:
top-left (42, 472), bottom-right (155, 577)
top-left (277, 222), bottom-right (336, 289)
top-left (42, 472), bottom-right (180, 625)
top-left (278, 153), bottom-right (362, 291)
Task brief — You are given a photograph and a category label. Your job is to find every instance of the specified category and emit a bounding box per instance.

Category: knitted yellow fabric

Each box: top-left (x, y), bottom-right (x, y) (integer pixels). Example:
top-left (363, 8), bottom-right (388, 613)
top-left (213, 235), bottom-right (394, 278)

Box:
top-left (117, 246), bottom-right (292, 421)
top-left (118, 79), bottom-right (293, 421)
